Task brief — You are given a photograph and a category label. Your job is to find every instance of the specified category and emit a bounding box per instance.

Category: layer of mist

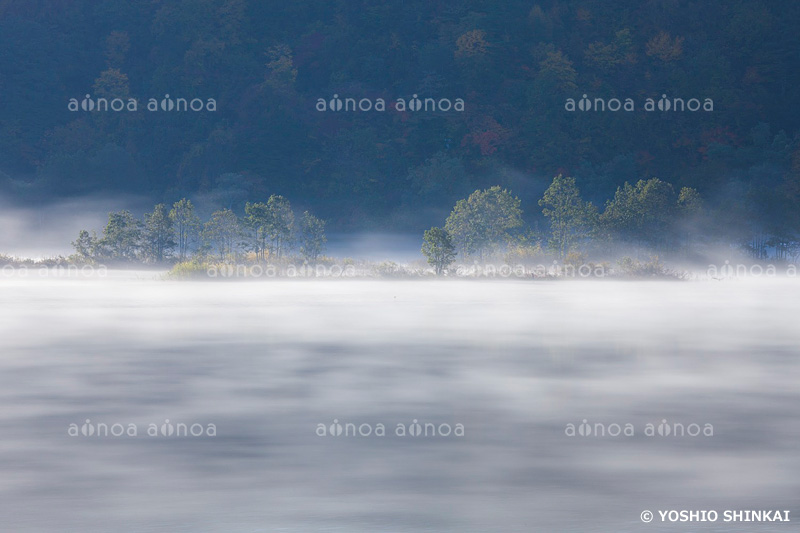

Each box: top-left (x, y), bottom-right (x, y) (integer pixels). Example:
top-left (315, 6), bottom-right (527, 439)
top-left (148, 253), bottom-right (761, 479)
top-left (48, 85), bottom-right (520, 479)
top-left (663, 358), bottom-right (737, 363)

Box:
top-left (0, 195), bottom-right (152, 259)
top-left (0, 195), bottom-right (424, 262)
top-left (0, 275), bottom-right (797, 532)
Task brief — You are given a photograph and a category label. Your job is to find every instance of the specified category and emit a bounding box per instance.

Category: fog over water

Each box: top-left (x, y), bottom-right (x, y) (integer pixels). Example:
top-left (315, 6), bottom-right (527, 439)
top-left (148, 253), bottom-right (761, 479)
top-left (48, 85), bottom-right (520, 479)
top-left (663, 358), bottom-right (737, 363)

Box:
top-left (0, 274), bottom-right (798, 532)
top-left (0, 197), bottom-right (424, 261)
top-left (0, 196), bottom-right (152, 259)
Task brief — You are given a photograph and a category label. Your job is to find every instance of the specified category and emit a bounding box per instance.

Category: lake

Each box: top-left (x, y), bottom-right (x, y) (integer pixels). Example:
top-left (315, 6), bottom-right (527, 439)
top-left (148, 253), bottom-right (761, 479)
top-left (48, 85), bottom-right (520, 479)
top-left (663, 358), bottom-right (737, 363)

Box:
top-left (0, 273), bottom-right (798, 532)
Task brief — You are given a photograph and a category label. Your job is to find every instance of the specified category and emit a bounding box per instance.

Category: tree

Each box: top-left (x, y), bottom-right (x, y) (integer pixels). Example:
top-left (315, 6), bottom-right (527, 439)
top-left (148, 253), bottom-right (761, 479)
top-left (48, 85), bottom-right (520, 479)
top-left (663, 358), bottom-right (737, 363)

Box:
top-left (71, 230), bottom-right (100, 262)
top-left (677, 187), bottom-right (703, 215)
top-left (455, 29), bottom-right (489, 59)
top-left (537, 49), bottom-right (578, 92)
top-left (645, 31), bottom-right (684, 62)
top-left (101, 210), bottom-right (141, 261)
top-left (169, 198), bottom-right (200, 261)
top-left (299, 211), bottom-right (326, 262)
top-left (422, 227), bottom-right (456, 275)
top-left (202, 209), bottom-right (241, 260)
top-left (104, 30), bottom-right (130, 69)
top-left (600, 178), bottom-right (677, 250)
top-left (445, 186), bottom-right (523, 260)
top-left (143, 204), bottom-right (176, 263)
top-left (584, 29), bottom-right (635, 71)
top-left (263, 44), bottom-right (297, 92)
top-left (92, 68), bottom-right (130, 99)
top-left (539, 175), bottom-right (598, 259)
top-left (244, 202), bottom-right (271, 261)
top-left (266, 194), bottom-right (294, 258)
top-left (676, 187), bottom-right (704, 250)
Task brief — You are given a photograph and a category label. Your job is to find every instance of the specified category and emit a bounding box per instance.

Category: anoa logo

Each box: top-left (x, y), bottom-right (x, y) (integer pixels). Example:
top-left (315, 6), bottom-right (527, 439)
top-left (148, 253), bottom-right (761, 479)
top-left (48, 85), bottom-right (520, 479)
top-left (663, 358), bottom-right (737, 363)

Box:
top-left (317, 94), bottom-right (464, 112)
top-left (69, 94), bottom-right (217, 112)
top-left (566, 94), bottom-right (713, 112)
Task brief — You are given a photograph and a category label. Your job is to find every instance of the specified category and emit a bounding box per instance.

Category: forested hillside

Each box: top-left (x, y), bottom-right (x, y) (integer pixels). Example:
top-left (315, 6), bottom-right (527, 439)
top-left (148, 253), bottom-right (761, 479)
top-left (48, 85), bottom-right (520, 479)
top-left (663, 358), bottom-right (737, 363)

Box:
top-left (1, 0), bottom-right (799, 244)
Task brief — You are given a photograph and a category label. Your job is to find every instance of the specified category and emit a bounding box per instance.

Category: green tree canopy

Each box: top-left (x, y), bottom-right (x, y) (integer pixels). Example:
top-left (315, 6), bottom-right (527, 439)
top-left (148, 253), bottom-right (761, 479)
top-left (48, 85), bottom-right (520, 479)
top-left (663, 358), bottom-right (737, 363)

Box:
top-left (202, 209), bottom-right (241, 261)
top-left (143, 204), bottom-right (176, 263)
top-left (422, 227), bottom-right (457, 275)
top-left (169, 198), bottom-right (200, 261)
top-left (265, 194), bottom-right (294, 259)
top-left (539, 175), bottom-right (598, 259)
top-left (445, 186), bottom-right (523, 260)
top-left (601, 178), bottom-right (677, 249)
top-left (298, 211), bottom-right (327, 263)
top-left (101, 210), bottom-right (142, 261)
top-left (244, 201), bottom-right (271, 261)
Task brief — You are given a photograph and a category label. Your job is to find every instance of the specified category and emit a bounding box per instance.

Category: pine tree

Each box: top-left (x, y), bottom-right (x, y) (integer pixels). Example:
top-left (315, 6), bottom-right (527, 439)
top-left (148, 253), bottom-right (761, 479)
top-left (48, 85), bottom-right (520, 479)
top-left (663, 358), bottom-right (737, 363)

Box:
top-left (299, 211), bottom-right (326, 262)
top-left (169, 199), bottom-right (200, 261)
top-left (143, 204), bottom-right (176, 263)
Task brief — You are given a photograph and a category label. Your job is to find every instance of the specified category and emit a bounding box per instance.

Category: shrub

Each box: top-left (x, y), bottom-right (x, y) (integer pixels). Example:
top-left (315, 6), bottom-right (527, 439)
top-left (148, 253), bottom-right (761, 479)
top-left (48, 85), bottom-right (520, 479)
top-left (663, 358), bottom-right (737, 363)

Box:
top-left (615, 255), bottom-right (685, 279)
top-left (166, 259), bottom-right (212, 279)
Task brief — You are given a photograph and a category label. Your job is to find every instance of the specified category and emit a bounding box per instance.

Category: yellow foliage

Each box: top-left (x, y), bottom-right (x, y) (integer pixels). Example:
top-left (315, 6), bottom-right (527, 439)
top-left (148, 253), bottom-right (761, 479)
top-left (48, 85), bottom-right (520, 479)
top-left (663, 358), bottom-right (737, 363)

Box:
top-left (455, 30), bottom-right (489, 58)
top-left (646, 31), bottom-right (684, 62)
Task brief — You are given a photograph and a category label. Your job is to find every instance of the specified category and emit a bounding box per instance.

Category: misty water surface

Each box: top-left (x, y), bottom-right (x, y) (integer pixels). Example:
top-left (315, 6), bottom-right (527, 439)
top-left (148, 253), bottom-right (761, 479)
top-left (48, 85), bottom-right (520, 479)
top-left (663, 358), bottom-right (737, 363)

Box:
top-left (0, 273), bottom-right (798, 532)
